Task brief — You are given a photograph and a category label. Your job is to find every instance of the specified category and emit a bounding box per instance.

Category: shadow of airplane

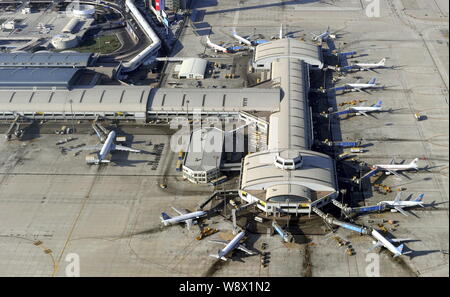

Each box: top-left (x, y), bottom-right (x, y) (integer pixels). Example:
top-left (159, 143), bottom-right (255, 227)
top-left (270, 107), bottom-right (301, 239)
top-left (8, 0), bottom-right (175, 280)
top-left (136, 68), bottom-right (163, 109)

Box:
top-left (203, 0), bottom-right (322, 15)
top-left (407, 249), bottom-right (442, 260)
top-left (110, 158), bottom-right (151, 167)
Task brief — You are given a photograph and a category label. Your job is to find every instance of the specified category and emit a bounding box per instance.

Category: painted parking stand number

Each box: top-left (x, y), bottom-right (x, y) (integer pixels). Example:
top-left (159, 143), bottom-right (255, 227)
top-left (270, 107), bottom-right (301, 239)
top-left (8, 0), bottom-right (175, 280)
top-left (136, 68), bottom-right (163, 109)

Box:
top-left (65, 253), bottom-right (80, 277)
top-left (365, 253), bottom-right (380, 277)
top-left (366, 0), bottom-right (381, 18)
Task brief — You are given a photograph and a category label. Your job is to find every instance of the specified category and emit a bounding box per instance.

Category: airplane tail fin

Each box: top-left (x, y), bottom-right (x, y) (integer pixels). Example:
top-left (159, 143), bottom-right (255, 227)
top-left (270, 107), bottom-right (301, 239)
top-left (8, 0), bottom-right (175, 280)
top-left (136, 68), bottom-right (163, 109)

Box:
top-left (160, 212), bottom-right (171, 222)
top-left (414, 193), bottom-right (425, 202)
top-left (185, 219), bottom-right (193, 230)
top-left (395, 244), bottom-right (405, 256)
top-left (373, 100), bottom-right (382, 108)
top-left (410, 158), bottom-right (419, 168)
top-left (379, 58), bottom-right (386, 66)
top-left (209, 251), bottom-right (227, 261)
top-left (368, 77), bottom-right (377, 85)
top-left (86, 157), bottom-right (110, 164)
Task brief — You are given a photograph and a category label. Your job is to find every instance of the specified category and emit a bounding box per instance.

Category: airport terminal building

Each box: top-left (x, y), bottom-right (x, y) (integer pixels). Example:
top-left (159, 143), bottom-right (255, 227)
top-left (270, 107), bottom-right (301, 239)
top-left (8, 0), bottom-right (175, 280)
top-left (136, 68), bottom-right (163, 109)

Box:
top-left (0, 36), bottom-right (338, 216)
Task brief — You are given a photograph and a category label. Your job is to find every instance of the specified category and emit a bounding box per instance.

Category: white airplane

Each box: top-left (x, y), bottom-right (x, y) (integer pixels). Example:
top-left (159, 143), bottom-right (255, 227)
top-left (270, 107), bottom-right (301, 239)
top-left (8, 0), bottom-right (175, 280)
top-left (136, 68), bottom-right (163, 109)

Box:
top-left (373, 158), bottom-right (420, 178)
top-left (231, 28), bottom-right (252, 46)
top-left (361, 158), bottom-right (421, 181)
top-left (160, 207), bottom-right (207, 230)
top-left (209, 231), bottom-right (256, 261)
top-left (370, 229), bottom-right (412, 257)
top-left (311, 26), bottom-right (336, 42)
top-left (344, 77), bottom-right (379, 93)
top-left (75, 125), bottom-right (141, 164)
top-left (206, 36), bottom-right (228, 53)
top-left (333, 100), bottom-right (384, 117)
top-left (378, 193), bottom-right (425, 216)
top-left (352, 58), bottom-right (386, 71)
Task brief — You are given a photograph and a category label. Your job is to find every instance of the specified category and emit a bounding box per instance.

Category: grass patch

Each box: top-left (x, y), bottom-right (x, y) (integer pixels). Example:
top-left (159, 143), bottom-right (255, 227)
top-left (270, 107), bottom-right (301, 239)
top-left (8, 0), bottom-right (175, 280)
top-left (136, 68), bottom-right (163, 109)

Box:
top-left (71, 34), bottom-right (121, 54)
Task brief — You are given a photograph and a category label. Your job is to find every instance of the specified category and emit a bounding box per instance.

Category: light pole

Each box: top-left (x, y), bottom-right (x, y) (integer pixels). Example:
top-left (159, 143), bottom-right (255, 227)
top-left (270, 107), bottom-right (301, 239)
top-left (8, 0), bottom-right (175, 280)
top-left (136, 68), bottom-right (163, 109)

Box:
top-left (69, 99), bottom-right (75, 134)
top-left (186, 99), bottom-right (190, 121)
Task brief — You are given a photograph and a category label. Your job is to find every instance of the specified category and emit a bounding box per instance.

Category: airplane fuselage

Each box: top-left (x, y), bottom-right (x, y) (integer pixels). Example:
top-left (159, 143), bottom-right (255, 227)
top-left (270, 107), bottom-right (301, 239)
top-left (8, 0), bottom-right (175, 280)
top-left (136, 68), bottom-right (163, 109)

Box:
top-left (346, 83), bottom-right (377, 90)
top-left (98, 130), bottom-right (116, 161)
top-left (232, 32), bottom-right (252, 46)
top-left (217, 231), bottom-right (246, 260)
top-left (161, 210), bottom-right (207, 226)
top-left (313, 31), bottom-right (334, 42)
top-left (374, 164), bottom-right (418, 172)
top-left (354, 59), bottom-right (385, 70)
top-left (379, 201), bottom-right (423, 208)
top-left (354, 63), bottom-right (384, 70)
top-left (206, 37), bottom-right (228, 53)
top-left (313, 33), bottom-right (327, 41)
top-left (371, 229), bottom-right (403, 257)
top-left (350, 106), bottom-right (382, 112)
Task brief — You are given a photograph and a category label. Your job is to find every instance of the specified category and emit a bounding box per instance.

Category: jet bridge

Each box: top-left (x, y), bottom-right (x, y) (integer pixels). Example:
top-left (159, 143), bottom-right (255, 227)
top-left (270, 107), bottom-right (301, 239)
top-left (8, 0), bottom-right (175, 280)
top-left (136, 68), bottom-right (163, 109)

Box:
top-left (4, 114), bottom-right (23, 140)
top-left (311, 206), bottom-right (371, 235)
top-left (331, 199), bottom-right (387, 216)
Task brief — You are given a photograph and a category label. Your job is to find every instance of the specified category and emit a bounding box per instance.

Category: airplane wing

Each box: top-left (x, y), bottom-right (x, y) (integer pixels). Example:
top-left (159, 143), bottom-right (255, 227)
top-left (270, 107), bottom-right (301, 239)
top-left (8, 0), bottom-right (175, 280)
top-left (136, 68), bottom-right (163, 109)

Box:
top-left (405, 194), bottom-right (414, 201)
top-left (67, 145), bottom-right (102, 152)
top-left (368, 241), bottom-right (383, 252)
top-left (386, 169), bottom-right (403, 179)
top-left (389, 158), bottom-right (395, 164)
top-left (171, 207), bottom-right (186, 216)
top-left (333, 86), bottom-right (348, 92)
top-left (92, 125), bottom-right (105, 141)
top-left (208, 239), bottom-right (229, 246)
top-left (358, 111), bottom-right (369, 117)
top-left (390, 238), bottom-right (414, 243)
top-left (334, 109), bottom-right (352, 116)
top-left (393, 205), bottom-right (409, 217)
top-left (398, 171), bottom-right (412, 180)
top-left (237, 244), bottom-right (256, 255)
top-left (185, 219), bottom-right (193, 230)
top-left (112, 144), bottom-right (141, 153)
top-left (310, 33), bottom-right (319, 39)
top-left (361, 168), bottom-right (379, 180)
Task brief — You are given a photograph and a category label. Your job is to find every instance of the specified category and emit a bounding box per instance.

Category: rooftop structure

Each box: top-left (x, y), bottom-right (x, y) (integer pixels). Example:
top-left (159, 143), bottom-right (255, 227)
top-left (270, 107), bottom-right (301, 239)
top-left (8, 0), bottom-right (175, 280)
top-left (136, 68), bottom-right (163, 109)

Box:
top-left (240, 149), bottom-right (337, 213)
top-left (68, 4), bottom-right (96, 19)
top-left (254, 38), bottom-right (323, 70)
top-left (177, 58), bottom-right (208, 79)
top-left (268, 58), bottom-right (312, 151)
top-left (0, 52), bottom-right (94, 68)
top-left (240, 55), bottom-right (337, 214)
top-left (147, 88), bottom-right (281, 116)
top-left (0, 68), bottom-right (81, 89)
top-left (0, 86), bottom-right (279, 122)
top-left (0, 86), bottom-right (150, 122)
top-left (62, 18), bottom-right (80, 34)
top-left (51, 33), bottom-right (79, 50)
top-left (183, 127), bottom-right (224, 184)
